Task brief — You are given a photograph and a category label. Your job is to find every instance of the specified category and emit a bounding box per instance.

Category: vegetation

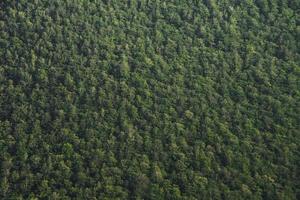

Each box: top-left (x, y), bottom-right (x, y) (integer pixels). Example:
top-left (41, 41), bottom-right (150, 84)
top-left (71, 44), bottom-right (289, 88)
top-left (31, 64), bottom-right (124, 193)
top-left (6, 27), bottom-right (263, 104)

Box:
top-left (0, 0), bottom-right (299, 199)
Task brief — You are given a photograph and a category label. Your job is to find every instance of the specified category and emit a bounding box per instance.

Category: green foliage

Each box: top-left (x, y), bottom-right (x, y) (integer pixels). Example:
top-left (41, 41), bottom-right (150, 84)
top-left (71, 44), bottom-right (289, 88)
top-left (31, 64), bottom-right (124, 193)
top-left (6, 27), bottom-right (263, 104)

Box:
top-left (0, 0), bottom-right (299, 199)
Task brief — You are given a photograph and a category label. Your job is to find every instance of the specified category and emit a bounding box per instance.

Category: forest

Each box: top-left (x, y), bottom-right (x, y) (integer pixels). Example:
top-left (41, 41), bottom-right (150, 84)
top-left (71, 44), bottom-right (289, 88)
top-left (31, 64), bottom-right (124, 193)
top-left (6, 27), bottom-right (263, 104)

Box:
top-left (0, 0), bottom-right (299, 199)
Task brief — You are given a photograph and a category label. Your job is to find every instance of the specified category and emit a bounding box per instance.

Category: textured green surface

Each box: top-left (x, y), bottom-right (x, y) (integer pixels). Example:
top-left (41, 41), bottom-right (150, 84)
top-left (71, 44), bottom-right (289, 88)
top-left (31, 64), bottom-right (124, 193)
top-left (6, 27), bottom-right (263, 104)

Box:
top-left (0, 0), bottom-right (299, 199)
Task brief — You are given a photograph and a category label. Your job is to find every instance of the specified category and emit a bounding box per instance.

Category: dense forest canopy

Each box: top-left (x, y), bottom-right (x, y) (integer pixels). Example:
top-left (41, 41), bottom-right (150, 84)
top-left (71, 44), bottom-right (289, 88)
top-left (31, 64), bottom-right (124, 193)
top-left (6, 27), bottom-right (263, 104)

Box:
top-left (0, 0), bottom-right (299, 199)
